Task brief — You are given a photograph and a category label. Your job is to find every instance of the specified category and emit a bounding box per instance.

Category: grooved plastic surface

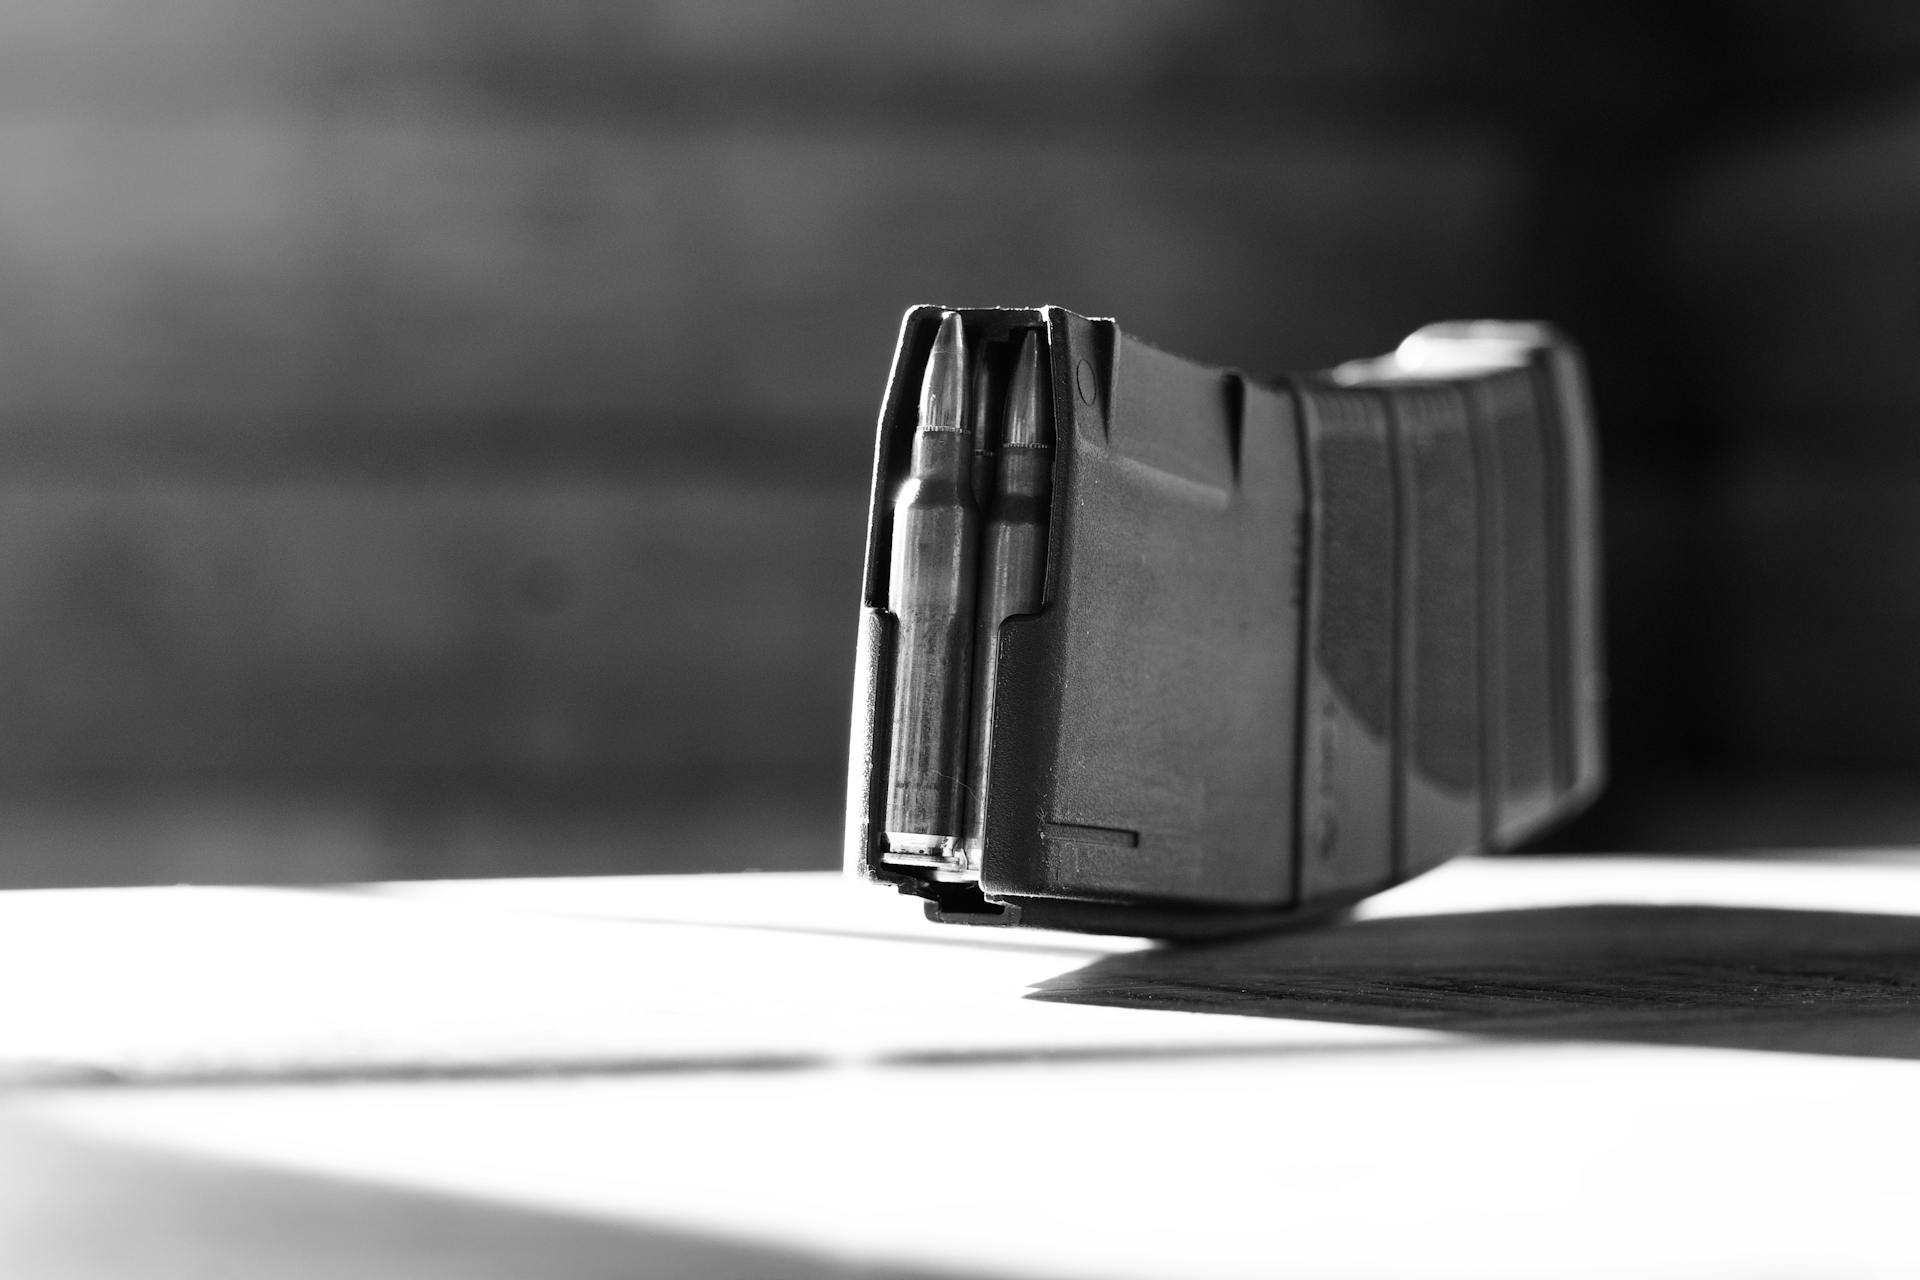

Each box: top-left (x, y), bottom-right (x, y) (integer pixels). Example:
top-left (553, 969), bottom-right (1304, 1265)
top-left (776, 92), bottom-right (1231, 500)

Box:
top-left (1388, 384), bottom-right (1483, 875)
top-left (1470, 368), bottom-right (1558, 843)
top-left (1296, 382), bottom-right (1397, 902)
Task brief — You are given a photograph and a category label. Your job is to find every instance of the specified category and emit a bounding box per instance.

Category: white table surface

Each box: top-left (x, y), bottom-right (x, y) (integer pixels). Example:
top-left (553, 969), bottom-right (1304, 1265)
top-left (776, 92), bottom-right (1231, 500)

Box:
top-left (6, 852), bottom-right (1920, 1278)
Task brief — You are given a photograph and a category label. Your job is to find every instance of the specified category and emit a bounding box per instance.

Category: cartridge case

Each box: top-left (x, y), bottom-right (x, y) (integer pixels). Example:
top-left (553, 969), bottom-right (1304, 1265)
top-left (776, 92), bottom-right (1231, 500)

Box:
top-left (964, 338), bottom-right (1053, 857)
top-left (882, 415), bottom-right (979, 854)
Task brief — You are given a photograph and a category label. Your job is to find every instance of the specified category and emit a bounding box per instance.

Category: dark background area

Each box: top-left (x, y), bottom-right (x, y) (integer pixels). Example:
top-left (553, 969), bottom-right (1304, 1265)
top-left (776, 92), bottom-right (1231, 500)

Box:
top-left (1, 0), bottom-right (1916, 885)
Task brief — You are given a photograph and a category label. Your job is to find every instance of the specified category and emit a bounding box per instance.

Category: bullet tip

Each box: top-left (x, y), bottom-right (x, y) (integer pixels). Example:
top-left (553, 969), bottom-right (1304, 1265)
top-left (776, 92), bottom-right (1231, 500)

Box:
top-left (918, 311), bottom-right (967, 430)
top-left (1003, 330), bottom-right (1051, 448)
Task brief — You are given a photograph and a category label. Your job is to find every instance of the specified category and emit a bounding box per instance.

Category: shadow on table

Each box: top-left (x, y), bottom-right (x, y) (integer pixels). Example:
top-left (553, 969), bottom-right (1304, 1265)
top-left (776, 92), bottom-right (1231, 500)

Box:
top-left (1029, 904), bottom-right (1920, 1059)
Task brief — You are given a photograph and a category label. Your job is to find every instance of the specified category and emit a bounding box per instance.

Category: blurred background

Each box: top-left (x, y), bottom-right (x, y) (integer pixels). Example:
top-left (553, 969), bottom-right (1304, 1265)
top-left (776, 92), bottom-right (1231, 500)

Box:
top-left (1, 0), bottom-right (1917, 886)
